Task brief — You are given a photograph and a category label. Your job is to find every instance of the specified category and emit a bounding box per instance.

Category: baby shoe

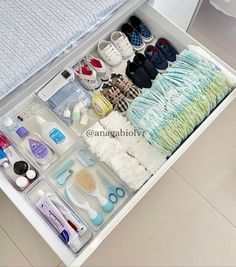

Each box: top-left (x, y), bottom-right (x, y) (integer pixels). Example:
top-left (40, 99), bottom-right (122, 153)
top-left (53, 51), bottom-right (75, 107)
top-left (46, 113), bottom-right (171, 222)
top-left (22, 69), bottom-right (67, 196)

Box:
top-left (129, 16), bottom-right (153, 43)
top-left (110, 73), bottom-right (140, 100)
top-left (144, 45), bottom-right (168, 72)
top-left (74, 58), bottom-right (101, 91)
top-left (126, 61), bottom-right (152, 89)
top-left (133, 52), bottom-right (158, 80)
top-left (86, 54), bottom-right (110, 81)
top-left (101, 83), bottom-right (129, 113)
top-left (155, 38), bottom-right (178, 63)
top-left (121, 23), bottom-right (145, 51)
top-left (97, 40), bottom-right (122, 66)
top-left (110, 31), bottom-right (133, 59)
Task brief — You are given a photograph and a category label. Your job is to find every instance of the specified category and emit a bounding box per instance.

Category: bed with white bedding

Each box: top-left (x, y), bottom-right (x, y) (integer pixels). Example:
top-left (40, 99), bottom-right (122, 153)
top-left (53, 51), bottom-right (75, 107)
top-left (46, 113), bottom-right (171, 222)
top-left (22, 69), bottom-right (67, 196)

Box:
top-left (0, 0), bottom-right (127, 100)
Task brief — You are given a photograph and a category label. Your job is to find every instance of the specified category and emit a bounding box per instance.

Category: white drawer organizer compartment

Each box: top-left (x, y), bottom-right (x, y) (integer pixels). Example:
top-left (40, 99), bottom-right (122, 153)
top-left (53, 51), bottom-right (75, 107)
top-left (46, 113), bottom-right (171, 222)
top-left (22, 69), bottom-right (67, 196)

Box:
top-left (0, 0), bottom-right (236, 266)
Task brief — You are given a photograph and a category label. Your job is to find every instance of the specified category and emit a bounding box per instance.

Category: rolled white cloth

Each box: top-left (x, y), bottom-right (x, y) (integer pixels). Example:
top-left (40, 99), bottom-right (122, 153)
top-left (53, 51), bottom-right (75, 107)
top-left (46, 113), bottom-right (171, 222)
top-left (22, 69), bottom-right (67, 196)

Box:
top-left (83, 121), bottom-right (151, 191)
top-left (100, 111), bottom-right (167, 174)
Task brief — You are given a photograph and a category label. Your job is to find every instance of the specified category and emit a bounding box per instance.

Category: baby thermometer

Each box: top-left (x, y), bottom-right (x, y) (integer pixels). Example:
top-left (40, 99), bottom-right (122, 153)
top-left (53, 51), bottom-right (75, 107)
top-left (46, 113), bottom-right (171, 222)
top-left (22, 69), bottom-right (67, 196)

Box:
top-left (38, 67), bottom-right (75, 101)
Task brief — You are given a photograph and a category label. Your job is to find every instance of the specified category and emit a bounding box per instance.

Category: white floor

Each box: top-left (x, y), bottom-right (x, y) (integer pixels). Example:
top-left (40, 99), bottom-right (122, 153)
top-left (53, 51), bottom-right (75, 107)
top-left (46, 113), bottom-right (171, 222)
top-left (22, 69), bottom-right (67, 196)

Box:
top-left (1, 2), bottom-right (236, 266)
top-left (189, 0), bottom-right (236, 69)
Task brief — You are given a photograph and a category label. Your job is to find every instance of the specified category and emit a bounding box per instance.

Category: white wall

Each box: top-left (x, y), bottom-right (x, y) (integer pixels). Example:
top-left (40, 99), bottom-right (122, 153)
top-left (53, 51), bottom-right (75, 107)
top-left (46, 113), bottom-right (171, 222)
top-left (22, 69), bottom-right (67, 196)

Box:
top-left (153, 0), bottom-right (200, 31)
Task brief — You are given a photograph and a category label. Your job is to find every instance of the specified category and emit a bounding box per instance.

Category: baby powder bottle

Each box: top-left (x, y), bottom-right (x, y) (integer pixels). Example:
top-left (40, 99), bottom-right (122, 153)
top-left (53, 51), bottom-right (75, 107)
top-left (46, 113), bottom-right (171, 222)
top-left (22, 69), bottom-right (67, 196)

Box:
top-left (3, 117), bottom-right (21, 140)
top-left (35, 115), bottom-right (73, 156)
top-left (16, 126), bottom-right (53, 165)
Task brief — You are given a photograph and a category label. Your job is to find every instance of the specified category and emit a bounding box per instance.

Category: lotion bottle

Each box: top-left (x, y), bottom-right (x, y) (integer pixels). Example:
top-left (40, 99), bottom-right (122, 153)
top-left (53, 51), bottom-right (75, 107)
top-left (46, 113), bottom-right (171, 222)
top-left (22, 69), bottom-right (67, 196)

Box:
top-left (35, 115), bottom-right (73, 156)
top-left (16, 126), bottom-right (53, 165)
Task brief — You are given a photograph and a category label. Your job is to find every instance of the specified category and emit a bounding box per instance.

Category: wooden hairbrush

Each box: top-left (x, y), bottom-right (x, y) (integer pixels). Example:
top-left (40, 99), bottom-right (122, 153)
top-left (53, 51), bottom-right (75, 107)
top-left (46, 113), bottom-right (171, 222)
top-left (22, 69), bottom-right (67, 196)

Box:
top-left (75, 169), bottom-right (114, 213)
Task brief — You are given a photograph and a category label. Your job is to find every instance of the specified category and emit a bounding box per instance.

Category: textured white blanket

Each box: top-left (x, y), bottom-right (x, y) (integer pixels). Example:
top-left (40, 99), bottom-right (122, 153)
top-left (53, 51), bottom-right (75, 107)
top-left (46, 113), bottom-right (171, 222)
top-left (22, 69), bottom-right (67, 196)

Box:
top-left (0, 0), bottom-right (127, 100)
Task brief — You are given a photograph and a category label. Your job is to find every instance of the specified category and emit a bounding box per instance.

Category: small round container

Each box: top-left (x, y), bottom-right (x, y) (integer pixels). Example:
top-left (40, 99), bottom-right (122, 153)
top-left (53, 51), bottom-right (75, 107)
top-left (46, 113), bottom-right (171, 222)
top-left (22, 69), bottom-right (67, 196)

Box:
top-left (16, 176), bottom-right (29, 190)
top-left (26, 170), bottom-right (37, 180)
top-left (3, 117), bottom-right (13, 128)
top-left (14, 161), bottom-right (29, 175)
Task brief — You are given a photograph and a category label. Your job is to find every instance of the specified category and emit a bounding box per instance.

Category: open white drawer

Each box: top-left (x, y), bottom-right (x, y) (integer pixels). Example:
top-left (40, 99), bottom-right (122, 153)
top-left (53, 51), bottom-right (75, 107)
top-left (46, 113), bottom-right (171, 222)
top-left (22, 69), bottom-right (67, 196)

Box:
top-left (0, 0), bottom-right (236, 266)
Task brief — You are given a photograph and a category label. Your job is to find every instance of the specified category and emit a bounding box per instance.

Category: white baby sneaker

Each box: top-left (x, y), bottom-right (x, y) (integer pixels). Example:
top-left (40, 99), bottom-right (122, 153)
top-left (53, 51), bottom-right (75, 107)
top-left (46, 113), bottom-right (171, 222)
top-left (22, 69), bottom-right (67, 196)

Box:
top-left (74, 58), bottom-right (101, 91)
top-left (86, 54), bottom-right (110, 81)
top-left (111, 31), bottom-right (133, 59)
top-left (97, 40), bottom-right (122, 66)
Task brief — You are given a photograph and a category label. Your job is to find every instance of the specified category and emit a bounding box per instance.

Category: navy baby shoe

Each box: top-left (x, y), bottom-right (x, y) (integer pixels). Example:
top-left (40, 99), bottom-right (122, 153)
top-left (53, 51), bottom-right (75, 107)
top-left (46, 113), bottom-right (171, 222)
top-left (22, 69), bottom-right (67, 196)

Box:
top-left (155, 38), bottom-right (178, 63)
top-left (145, 45), bottom-right (168, 72)
top-left (130, 16), bottom-right (153, 43)
top-left (133, 52), bottom-right (158, 80)
top-left (126, 60), bottom-right (152, 88)
top-left (121, 23), bottom-right (145, 51)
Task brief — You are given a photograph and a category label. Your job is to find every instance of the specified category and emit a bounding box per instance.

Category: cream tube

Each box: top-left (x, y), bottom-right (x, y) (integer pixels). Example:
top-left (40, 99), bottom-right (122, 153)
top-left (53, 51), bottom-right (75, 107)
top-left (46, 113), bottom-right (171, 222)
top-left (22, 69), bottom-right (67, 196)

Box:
top-left (36, 190), bottom-right (82, 253)
top-left (47, 192), bottom-right (87, 236)
top-left (0, 133), bottom-right (21, 165)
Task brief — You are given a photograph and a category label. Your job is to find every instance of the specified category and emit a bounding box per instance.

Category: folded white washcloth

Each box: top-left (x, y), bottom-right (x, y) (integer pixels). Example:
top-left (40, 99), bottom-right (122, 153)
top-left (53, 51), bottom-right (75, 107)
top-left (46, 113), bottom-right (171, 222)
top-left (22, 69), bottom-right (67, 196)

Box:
top-left (100, 111), bottom-right (167, 173)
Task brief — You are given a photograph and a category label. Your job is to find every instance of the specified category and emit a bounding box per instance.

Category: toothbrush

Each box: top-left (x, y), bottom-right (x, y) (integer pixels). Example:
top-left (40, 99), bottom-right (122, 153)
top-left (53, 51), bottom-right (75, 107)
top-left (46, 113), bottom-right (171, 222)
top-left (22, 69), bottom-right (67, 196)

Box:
top-left (75, 169), bottom-right (114, 213)
top-left (65, 184), bottom-right (104, 226)
top-left (47, 192), bottom-right (87, 236)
